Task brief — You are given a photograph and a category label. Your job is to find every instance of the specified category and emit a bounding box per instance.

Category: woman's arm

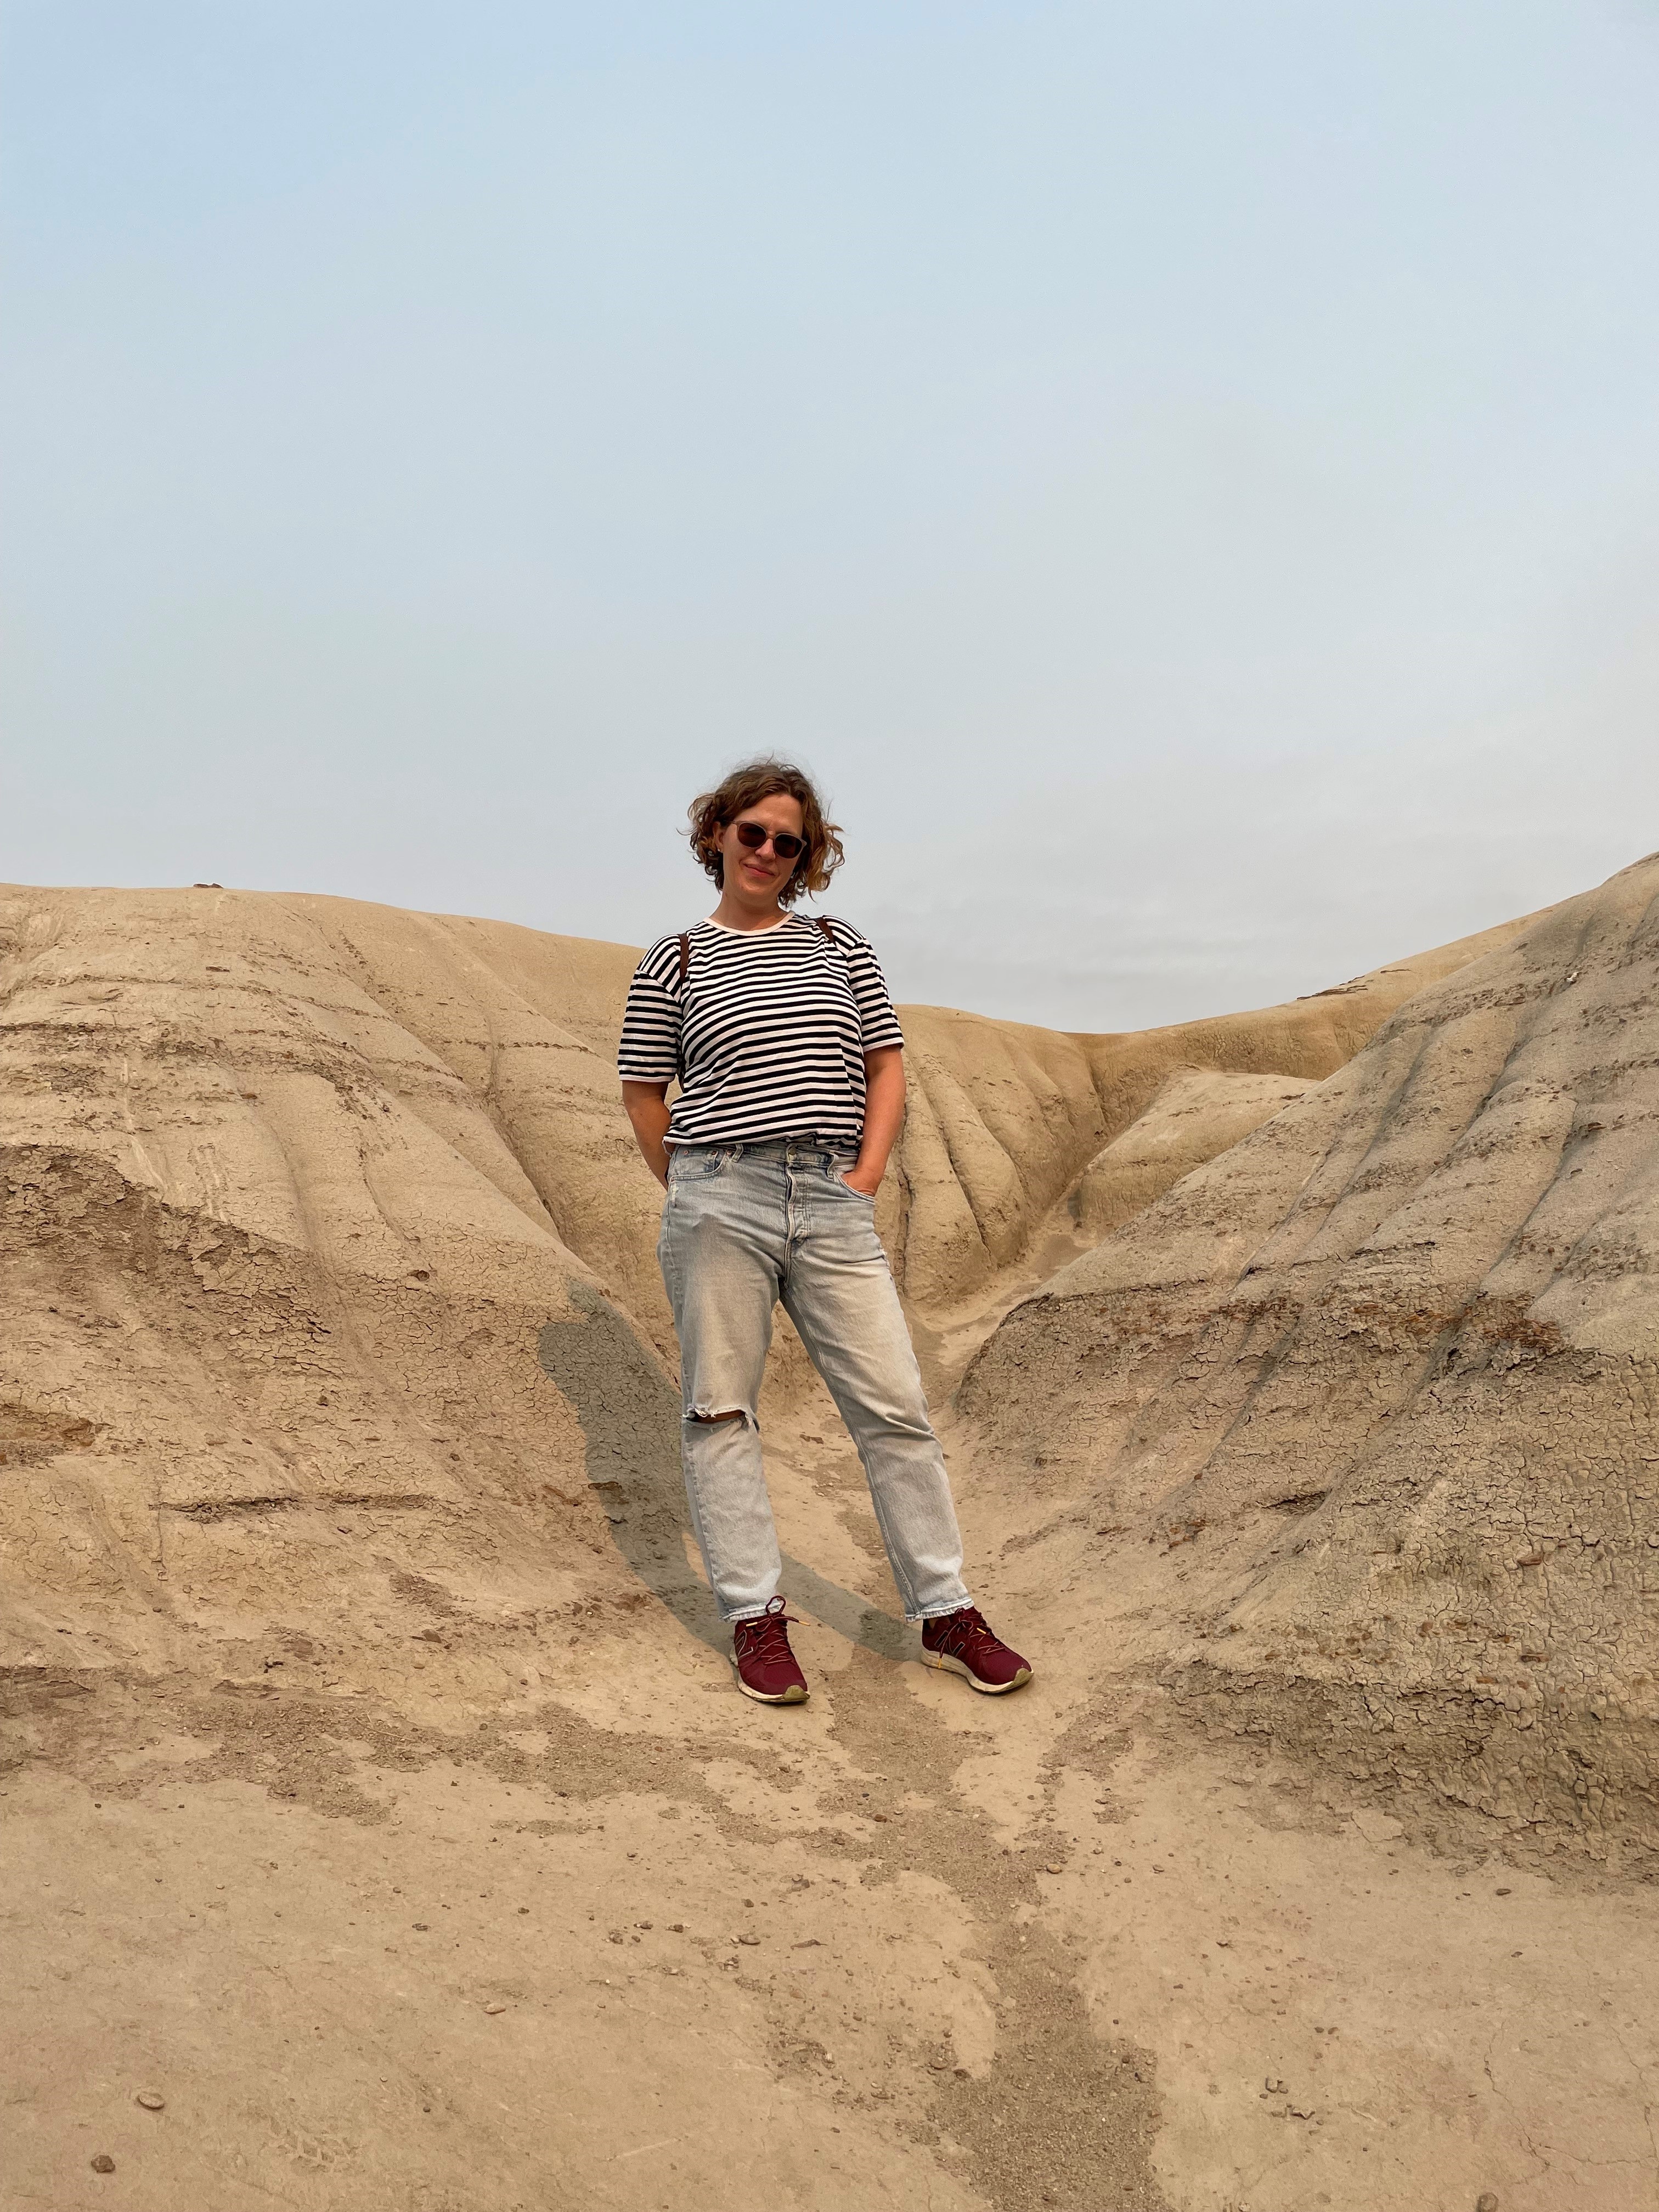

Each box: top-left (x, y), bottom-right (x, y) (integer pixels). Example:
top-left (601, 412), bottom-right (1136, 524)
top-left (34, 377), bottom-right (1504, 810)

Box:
top-left (622, 1080), bottom-right (673, 1188)
top-left (845, 1046), bottom-right (905, 1197)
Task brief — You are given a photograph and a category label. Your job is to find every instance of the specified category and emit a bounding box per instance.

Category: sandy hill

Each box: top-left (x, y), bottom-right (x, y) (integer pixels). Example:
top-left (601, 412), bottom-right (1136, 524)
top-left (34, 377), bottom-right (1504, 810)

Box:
top-left (0, 881), bottom-right (1528, 1678)
top-left (962, 854), bottom-right (1659, 1874)
top-left (5, 871), bottom-right (1656, 2212)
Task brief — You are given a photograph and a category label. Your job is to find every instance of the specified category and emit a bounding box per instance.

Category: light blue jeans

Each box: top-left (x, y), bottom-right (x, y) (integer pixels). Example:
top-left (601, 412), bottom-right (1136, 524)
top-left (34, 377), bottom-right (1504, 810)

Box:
top-left (657, 1139), bottom-right (973, 1624)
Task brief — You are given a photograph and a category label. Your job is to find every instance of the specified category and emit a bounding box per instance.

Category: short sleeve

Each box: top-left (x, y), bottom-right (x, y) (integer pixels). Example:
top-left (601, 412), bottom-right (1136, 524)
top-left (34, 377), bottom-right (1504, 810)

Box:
top-left (837, 926), bottom-right (905, 1053)
top-left (617, 940), bottom-right (682, 1082)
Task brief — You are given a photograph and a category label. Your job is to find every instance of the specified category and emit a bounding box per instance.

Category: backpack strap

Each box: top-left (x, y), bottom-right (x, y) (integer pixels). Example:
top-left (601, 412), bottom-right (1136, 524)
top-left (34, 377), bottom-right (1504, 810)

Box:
top-left (815, 916), bottom-right (837, 950)
top-left (678, 932), bottom-right (690, 991)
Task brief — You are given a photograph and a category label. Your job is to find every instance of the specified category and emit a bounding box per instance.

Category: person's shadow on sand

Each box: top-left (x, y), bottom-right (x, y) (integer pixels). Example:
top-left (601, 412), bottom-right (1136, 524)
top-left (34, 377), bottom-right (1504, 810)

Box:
top-left (538, 1281), bottom-right (912, 1664)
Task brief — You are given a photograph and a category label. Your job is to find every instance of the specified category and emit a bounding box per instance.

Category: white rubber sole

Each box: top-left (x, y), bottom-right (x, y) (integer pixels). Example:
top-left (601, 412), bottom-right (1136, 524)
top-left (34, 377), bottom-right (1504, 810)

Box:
top-left (922, 1650), bottom-right (1033, 1695)
top-left (731, 1661), bottom-right (809, 1705)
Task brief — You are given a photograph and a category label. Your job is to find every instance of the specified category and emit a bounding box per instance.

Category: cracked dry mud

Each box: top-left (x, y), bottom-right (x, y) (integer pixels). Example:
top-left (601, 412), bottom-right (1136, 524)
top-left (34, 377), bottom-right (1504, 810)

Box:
top-left (4, 868), bottom-right (1658, 2211)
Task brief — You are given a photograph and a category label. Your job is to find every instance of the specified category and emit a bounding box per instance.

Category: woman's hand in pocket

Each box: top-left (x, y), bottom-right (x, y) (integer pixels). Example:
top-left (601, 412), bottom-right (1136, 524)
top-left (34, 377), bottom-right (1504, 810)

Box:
top-left (839, 1166), bottom-right (882, 1198)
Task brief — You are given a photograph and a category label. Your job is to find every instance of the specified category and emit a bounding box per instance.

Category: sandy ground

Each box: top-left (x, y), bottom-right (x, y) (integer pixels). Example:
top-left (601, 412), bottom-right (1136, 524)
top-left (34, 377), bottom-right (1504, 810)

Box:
top-left (8, 1374), bottom-right (1656, 2212)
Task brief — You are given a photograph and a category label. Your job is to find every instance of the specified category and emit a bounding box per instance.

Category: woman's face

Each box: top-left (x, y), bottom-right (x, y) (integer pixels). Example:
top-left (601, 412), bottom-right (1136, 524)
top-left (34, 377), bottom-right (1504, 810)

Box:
top-left (717, 792), bottom-right (806, 905)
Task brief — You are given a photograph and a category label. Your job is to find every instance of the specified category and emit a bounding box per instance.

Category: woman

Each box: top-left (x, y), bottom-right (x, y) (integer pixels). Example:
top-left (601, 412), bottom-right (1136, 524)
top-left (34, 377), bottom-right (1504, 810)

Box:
top-left (618, 759), bottom-right (1031, 1707)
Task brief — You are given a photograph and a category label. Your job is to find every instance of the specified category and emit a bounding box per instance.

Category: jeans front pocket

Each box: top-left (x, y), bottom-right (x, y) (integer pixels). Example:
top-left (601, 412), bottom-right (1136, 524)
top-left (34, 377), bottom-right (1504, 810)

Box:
top-left (670, 1146), bottom-right (732, 1183)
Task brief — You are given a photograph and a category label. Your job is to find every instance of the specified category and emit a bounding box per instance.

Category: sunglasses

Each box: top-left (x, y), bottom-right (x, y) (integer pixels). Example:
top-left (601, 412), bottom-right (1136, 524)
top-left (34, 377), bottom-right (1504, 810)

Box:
top-left (732, 820), bottom-right (808, 860)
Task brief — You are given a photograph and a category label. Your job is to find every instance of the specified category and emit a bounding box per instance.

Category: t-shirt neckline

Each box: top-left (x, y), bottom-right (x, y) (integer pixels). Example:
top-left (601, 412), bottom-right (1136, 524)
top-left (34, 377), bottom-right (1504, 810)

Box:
top-left (700, 912), bottom-right (802, 938)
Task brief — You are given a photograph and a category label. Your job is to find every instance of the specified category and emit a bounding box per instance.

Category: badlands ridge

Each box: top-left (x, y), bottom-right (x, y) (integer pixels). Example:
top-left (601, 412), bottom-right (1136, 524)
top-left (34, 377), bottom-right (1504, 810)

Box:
top-left (3, 861), bottom-right (1657, 2212)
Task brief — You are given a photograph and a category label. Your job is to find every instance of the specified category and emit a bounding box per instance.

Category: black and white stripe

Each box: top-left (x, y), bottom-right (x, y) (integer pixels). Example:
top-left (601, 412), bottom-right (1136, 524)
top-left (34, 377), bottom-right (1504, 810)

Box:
top-left (617, 914), bottom-right (905, 1148)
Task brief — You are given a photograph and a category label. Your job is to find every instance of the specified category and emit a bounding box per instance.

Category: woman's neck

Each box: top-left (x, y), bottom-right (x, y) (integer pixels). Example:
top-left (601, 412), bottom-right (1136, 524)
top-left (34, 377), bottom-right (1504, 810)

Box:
top-left (710, 888), bottom-right (792, 934)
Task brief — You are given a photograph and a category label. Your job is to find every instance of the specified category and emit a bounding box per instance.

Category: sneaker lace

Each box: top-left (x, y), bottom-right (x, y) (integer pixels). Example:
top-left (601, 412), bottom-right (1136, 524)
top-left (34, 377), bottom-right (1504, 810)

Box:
top-left (736, 1600), bottom-right (798, 1661)
top-left (938, 1605), bottom-right (999, 1660)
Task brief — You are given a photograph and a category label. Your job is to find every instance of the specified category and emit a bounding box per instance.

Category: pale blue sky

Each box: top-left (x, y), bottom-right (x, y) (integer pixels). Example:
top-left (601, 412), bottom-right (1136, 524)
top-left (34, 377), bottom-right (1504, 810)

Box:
top-left (5, 2), bottom-right (1657, 1026)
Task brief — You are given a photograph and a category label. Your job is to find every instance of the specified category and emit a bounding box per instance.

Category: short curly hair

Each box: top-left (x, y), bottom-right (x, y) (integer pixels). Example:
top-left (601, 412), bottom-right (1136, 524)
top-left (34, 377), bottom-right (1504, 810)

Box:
top-left (686, 759), bottom-right (844, 905)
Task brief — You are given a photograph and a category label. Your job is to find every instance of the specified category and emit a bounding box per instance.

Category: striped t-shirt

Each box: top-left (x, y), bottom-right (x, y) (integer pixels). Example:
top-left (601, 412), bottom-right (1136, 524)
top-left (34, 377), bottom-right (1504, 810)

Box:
top-left (616, 914), bottom-right (905, 1148)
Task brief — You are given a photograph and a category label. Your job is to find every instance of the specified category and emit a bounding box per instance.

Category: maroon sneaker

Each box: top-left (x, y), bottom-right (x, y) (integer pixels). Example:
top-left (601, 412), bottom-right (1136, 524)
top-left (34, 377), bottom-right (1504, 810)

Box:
top-left (731, 1596), bottom-right (809, 1705)
top-left (921, 1605), bottom-right (1032, 1695)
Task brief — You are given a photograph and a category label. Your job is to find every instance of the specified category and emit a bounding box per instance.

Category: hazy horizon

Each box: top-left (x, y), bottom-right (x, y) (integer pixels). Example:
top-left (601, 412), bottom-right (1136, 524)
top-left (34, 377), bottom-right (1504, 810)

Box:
top-left (7, 3), bottom-right (1658, 1029)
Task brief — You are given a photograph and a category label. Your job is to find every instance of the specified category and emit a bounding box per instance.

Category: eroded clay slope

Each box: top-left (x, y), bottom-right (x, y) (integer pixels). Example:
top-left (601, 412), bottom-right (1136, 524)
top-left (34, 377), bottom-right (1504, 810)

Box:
top-left (1073, 1068), bottom-right (1313, 1237)
top-left (0, 878), bottom-right (1542, 1688)
top-left (0, 883), bottom-right (1530, 1339)
top-left (878, 904), bottom-right (1538, 1311)
top-left (0, 887), bottom-right (675, 1687)
top-left (958, 854), bottom-right (1659, 1869)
